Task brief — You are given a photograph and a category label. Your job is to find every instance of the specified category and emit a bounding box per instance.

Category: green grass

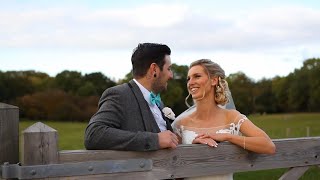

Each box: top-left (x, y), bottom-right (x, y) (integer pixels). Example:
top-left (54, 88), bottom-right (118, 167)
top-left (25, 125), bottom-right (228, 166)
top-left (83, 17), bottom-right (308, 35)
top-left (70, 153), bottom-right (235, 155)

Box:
top-left (19, 113), bottom-right (320, 179)
top-left (237, 113), bottom-right (320, 180)
top-left (20, 120), bottom-right (87, 150)
top-left (249, 113), bottom-right (320, 138)
top-left (234, 168), bottom-right (288, 180)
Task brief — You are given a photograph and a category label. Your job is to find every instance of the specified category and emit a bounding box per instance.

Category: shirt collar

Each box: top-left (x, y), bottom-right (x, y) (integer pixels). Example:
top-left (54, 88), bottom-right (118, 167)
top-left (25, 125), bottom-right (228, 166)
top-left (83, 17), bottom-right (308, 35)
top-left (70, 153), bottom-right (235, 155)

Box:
top-left (133, 79), bottom-right (153, 105)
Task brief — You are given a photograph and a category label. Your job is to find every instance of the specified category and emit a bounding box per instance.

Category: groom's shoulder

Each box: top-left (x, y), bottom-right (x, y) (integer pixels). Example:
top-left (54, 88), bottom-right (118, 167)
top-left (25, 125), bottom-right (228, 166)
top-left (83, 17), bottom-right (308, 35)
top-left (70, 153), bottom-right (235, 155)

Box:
top-left (101, 82), bottom-right (130, 97)
top-left (111, 82), bottom-right (131, 91)
top-left (111, 82), bottom-right (130, 91)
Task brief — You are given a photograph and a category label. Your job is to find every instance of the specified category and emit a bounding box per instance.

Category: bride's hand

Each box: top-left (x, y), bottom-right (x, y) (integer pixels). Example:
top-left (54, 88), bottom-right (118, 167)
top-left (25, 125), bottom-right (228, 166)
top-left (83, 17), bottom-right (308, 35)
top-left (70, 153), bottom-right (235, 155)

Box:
top-left (196, 133), bottom-right (229, 142)
top-left (192, 136), bottom-right (218, 147)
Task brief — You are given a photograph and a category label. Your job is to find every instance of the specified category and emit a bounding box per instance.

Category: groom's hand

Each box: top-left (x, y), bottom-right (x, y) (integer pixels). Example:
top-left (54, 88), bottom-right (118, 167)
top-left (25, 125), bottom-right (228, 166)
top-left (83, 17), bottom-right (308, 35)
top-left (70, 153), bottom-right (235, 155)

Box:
top-left (158, 130), bottom-right (179, 149)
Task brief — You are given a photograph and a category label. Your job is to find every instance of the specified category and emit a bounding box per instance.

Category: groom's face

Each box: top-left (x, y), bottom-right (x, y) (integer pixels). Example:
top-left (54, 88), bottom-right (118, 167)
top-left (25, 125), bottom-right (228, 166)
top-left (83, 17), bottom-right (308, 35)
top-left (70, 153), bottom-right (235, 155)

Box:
top-left (152, 55), bottom-right (173, 93)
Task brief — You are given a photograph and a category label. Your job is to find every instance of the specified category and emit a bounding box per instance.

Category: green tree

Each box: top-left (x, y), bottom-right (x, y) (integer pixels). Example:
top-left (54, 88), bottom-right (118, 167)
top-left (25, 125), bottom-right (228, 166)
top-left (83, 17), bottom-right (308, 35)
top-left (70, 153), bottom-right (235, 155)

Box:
top-left (272, 76), bottom-right (289, 112)
top-left (83, 72), bottom-right (116, 95)
top-left (287, 70), bottom-right (309, 112)
top-left (254, 78), bottom-right (277, 113)
top-left (0, 71), bottom-right (35, 102)
top-left (25, 71), bottom-right (54, 91)
top-left (54, 70), bottom-right (83, 94)
top-left (77, 82), bottom-right (96, 96)
top-left (162, 64), bottom-right (189, 115)
top-left (118, 70), bottom-right (133, 84)
top-left (227, 72), bottom-right (255, 115)
top-left (302, 58), bottom-right (320, 111)
top-left (16, 89), bottom-right (99, 121)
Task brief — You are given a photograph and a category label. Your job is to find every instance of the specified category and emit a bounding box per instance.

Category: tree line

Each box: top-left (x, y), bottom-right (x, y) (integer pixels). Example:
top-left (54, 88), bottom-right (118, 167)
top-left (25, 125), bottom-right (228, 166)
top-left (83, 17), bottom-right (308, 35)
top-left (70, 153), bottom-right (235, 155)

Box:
top-left (0, 58), bottom-right (319, 121)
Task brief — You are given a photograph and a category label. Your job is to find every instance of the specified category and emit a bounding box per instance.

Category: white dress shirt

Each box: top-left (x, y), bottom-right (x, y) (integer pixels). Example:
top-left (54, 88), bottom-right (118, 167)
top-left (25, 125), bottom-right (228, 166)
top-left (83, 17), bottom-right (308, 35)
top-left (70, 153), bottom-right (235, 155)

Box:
top-left (133, 79), bottom-right (167, 131)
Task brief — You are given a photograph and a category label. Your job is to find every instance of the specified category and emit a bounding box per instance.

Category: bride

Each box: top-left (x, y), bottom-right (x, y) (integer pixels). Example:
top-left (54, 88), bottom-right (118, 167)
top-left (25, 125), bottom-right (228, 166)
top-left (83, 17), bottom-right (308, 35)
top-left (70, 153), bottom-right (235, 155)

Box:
top-left (172, 59), bottom-right (276, 180)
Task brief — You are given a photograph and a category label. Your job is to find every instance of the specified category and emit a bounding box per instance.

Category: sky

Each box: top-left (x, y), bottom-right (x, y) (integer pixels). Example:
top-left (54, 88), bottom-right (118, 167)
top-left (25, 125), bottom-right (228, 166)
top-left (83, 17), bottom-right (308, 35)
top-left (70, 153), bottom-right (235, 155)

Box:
top-left (1, 0), bottom-right (320, 81)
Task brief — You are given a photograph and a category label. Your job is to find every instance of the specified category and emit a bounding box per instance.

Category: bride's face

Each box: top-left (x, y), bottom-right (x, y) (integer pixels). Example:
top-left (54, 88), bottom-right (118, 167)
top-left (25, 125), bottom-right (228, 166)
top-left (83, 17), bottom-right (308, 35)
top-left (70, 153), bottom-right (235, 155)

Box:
top-left (187, 65), bottom-right (212, 99)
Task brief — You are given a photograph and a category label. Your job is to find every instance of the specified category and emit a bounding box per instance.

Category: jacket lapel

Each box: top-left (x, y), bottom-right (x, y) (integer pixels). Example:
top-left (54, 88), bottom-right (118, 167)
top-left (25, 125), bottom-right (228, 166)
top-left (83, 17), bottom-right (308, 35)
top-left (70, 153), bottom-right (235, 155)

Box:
top-left (128, 80), bottom-right (160, 133)
top-left (158, 103), bottom-right (174, 132)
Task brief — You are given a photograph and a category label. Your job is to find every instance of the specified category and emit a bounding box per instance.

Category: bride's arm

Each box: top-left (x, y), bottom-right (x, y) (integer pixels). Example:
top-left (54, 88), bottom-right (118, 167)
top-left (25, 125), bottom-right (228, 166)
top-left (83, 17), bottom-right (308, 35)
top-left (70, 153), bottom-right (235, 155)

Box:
top-left (232, 119), bottom-right (276, 154)
top-left (225, 110), bottom-right (275, 154)
top-left (198, 119), bottom-right (276, 154)
top-left (235, 119), bottom-right (276, 154)
top-left (195, 117), bottom-right (276, 154)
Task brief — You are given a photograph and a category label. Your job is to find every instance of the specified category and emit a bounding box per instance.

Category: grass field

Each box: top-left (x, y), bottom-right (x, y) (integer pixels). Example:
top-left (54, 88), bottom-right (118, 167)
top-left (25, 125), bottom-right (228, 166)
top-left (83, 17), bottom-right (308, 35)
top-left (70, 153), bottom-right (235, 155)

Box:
top-left (19, 113), bottom-right (320, 179)
top-left (20, 121), bottom-right (87, 150)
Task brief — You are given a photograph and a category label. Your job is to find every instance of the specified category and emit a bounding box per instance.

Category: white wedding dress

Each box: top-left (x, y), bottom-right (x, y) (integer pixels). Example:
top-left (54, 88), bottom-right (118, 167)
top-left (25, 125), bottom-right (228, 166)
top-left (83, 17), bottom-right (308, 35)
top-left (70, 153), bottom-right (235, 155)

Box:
top-left (172, 105), bottom-right (247, 180)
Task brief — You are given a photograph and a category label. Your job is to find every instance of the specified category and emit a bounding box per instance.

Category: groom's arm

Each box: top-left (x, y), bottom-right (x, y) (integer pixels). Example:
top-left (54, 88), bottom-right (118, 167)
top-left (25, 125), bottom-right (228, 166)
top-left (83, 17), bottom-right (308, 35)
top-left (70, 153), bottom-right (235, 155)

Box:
top-left (84, 87), bottom-right (160, 151)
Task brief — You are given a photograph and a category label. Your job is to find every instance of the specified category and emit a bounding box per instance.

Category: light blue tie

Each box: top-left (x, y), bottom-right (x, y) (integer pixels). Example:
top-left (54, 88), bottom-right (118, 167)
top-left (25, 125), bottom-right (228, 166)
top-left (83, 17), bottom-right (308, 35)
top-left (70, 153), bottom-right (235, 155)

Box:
top-left (150, 92), bottom-right (161, 107)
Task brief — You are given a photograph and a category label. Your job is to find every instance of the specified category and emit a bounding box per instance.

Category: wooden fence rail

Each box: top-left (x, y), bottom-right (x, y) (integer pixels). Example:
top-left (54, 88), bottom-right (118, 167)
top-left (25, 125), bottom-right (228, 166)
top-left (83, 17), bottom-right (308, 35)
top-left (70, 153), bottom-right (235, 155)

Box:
top-left (21, 122), bottom-right (320, 179)
top-left (0, 103), bottom-right (320, 179)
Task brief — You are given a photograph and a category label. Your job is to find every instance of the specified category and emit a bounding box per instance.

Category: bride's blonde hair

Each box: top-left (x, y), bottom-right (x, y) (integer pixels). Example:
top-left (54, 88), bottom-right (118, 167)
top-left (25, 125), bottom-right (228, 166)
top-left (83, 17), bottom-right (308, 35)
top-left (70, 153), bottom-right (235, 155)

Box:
top-left (189, 59), bottom-right (230, 106)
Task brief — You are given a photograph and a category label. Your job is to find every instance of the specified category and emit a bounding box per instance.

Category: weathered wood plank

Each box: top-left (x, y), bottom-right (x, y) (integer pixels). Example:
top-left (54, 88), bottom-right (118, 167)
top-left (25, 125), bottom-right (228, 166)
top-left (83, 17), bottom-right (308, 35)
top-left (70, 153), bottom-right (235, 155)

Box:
top-left (0, 103), bottom-right (19, 165)
top-left (49, 170), bottom-right (167, 180)
top-left (58, 137), bottom-right (320, 179)
top-left (23, 122), bottom-right (59, 165)
top-left (279, 166), bottom-right (311, 180)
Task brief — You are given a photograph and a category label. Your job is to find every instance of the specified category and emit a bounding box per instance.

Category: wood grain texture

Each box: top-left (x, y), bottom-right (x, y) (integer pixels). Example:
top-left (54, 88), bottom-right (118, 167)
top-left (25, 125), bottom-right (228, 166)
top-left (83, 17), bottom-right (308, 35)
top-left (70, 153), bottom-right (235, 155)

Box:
top-left (58, 137), bottom-right (320, 179)
top-left (23, 122), bottom-right (59, 165)
top-left (279, 166), bottom-right (311, 180)
top-left (0, 103), bottom-right (19, 164)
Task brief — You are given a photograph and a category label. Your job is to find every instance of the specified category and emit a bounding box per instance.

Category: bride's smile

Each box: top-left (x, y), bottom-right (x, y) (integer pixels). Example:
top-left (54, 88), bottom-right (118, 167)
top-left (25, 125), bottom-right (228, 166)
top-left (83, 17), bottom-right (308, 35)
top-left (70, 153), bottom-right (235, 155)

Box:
top-left (190, 87), bottom-right (199, 93)
top-left (187, 65), bottom-right (212, 100)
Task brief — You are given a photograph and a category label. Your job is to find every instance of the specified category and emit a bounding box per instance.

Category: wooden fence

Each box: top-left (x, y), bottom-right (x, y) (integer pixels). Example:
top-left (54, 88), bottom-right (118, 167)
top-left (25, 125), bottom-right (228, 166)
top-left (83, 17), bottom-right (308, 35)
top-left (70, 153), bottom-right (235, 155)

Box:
top-left (1, 103), bottom-right (320, 179)
top-left (0, 103), bottom-right (19, 165)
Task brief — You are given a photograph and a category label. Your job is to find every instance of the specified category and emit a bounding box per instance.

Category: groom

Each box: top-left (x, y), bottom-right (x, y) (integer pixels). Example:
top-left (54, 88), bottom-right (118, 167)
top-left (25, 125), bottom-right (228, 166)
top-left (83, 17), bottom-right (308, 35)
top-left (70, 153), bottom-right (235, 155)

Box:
top-left (84, 43), bottom-right (179, 151)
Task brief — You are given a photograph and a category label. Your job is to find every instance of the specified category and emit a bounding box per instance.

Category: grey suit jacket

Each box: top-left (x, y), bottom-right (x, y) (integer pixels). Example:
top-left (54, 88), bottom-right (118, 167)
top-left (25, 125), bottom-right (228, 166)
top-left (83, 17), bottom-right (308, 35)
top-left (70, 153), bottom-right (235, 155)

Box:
top-left (84, 80), bottom-right (173, 151)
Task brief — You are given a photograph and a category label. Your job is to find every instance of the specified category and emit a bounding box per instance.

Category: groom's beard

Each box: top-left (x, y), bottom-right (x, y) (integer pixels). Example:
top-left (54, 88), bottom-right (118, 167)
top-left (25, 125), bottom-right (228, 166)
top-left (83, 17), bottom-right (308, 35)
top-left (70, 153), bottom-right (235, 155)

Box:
top-left (151, 76), bottom-right (167, 93)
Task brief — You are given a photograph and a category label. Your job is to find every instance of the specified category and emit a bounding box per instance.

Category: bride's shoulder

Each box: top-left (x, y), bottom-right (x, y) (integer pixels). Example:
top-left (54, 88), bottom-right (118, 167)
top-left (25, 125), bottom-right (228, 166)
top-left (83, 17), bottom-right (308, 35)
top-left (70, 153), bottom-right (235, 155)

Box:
top-left (177, 117), bottom-right (191, 126)
top-left (223, 109), bottom-right (244, 123)
top-left (223, 108), bottom-right (239, 116)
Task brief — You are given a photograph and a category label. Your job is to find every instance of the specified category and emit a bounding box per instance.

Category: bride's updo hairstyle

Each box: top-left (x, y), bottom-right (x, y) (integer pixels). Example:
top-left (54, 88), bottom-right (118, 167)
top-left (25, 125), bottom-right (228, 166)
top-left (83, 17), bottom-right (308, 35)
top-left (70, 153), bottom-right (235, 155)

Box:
top-left (190, 59), bottom-right (230, 106)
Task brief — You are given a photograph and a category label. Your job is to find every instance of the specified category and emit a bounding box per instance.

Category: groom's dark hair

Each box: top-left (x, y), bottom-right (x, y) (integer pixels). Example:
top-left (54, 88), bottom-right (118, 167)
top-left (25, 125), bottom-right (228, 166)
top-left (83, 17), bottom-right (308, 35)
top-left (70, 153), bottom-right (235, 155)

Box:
top-left (131, 43), bottom-right (171, 78)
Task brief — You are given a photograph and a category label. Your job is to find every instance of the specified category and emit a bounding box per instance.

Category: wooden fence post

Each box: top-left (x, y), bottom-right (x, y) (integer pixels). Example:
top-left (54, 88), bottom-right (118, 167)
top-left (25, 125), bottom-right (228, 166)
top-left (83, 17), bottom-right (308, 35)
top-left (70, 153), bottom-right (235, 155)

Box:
top-left (0, 103), bottom-right (19, 165)
top-left (279, 166), bottom-right (310, 180)
top-left (22, 122), bottom-right (59, 165)
top-left (306, 126), bottom-right (310, 137)
top-left (286, 127), bottom-right (290, 137)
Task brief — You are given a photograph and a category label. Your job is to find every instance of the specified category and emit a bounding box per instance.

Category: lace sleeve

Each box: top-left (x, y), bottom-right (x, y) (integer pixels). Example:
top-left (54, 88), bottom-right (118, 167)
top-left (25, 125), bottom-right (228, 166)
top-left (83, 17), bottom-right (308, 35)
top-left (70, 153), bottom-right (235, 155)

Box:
top-left (237, 114), bottom-right (248, 125)
top-left (171, 105), bottom-right (196, 137)
top-left (172, 120), bottom-right (182, 137)
top-left (232, 114), bottom-right (248, 135)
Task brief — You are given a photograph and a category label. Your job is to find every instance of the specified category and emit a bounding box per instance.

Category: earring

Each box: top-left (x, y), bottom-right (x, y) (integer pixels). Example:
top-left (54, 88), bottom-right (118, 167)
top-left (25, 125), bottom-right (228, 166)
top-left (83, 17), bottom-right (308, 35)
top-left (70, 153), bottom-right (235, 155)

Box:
top-left (185, 93), bottom-right (191, 107)
top-left (216, 85), bottom-right (222, 93)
